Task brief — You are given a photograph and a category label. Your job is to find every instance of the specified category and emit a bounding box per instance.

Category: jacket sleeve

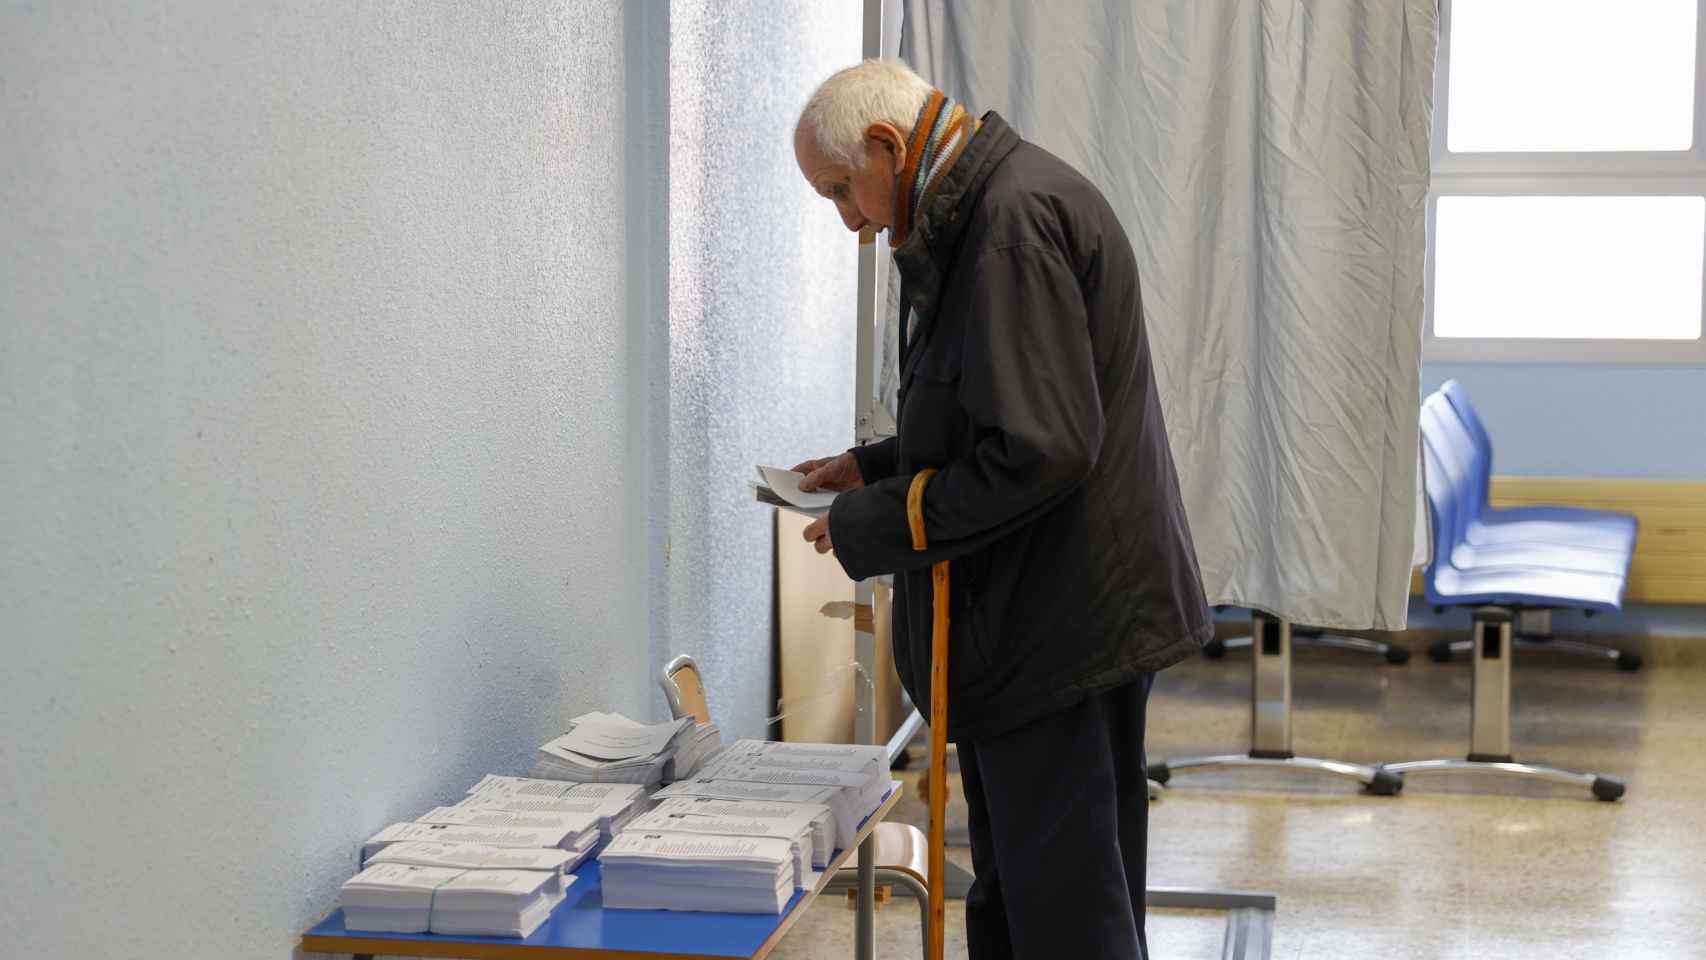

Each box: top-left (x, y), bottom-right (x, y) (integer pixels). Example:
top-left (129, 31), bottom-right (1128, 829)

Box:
top-left (847, 436), bottom-right (899, 484)
top-left (830, 242), bottom-right (1105, 580)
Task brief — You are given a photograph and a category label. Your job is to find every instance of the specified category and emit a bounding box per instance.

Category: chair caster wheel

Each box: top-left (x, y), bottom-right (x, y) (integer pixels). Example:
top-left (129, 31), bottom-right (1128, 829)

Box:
top-left (1367, 770), bottom-right (1403, 796)
top-left (1202, 640), bottom-right (1227, 659)
top-left (1592, 776), bottom-right (1626, 802)
top-left (1146, 763), bottom-right (1172, 785)
top-left (1616, 652), bottom-right (1643, 672)
top-left (1427, 641), bottom-right (1454, 663)
top-left (1385, 645), bottom-right (1412, 665)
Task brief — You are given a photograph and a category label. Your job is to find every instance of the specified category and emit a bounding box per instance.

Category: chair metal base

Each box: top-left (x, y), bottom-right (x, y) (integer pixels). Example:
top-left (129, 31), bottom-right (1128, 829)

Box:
top-left (1427, 635), bottom-right (1642, 671)
top-left (1148, 753), bottom-right (1402, 795)
top-left (1401, 606), bottom-right (1627, 801)
top-left (1153, 617), bottom-right (1404, 795)
top-left (1207, 629), bottom-right (1411, 665)
top-left (1379, 758), bottom-right (1625, 801)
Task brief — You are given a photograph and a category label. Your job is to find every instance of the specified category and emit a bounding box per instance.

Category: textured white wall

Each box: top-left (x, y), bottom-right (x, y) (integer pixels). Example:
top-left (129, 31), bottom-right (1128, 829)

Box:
top-left (1, 2), bottom-right (663, 957)
top-left (666, 2), bottom-right (861, 738)
top-left (2, 2), bottom-right (859, 953)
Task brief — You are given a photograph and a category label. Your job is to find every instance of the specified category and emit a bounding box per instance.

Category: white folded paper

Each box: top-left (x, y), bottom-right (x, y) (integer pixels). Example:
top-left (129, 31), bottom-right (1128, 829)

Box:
top-left (753, 465), bottom-right (837, 517)
top-left (533, 713), bottom-right (695, 786)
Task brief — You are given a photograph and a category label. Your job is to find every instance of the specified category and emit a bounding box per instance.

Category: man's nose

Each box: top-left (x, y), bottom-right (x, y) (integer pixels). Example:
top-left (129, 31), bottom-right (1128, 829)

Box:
top-left (838, 204), bottom-right (866, 233)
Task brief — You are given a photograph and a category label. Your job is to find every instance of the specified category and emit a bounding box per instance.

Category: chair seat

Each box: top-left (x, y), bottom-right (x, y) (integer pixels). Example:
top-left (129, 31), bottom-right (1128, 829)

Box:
top-left (833, 821), bottom-right (929, 884)
top-left (873, 822), bottom-right (929, 882)
top-left (1450, 537), bottom-right (1632, 576)
top-left (1468, 507), bottom-right (1637, 553)
top-left (1426, 562), bottom-right (1627, 613)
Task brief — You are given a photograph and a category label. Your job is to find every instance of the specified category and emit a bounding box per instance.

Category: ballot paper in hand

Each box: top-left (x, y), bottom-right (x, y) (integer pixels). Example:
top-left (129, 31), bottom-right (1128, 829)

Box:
top-left (752, 466), bottom-right (836, 517)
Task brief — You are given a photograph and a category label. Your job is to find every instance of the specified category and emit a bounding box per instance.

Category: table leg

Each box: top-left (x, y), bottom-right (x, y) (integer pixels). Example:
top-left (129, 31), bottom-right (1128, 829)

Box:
top-left (854, 833), bottom-right (876, 960)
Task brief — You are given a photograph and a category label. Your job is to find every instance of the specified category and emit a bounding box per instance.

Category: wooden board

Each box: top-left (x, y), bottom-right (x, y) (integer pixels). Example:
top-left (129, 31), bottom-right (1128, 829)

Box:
top-left (774, 511), bottom-right (905, 744)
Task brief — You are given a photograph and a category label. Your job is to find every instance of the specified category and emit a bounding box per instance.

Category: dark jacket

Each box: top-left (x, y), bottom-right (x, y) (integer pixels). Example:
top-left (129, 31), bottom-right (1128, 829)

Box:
top-left (829, 113), bottom-right (1211, 743)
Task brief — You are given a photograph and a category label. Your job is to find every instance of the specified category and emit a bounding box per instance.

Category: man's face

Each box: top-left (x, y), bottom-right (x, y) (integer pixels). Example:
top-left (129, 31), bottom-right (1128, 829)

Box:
top-left (795, 122), bottom-right (908, 234)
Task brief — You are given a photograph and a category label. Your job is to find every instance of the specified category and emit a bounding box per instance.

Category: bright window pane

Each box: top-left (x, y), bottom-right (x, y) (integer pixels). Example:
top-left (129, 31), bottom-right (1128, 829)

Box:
top-left (1448, 0), bottom-right (1698, 152)
top-left (1433, 196), bottom-right (1705, 339)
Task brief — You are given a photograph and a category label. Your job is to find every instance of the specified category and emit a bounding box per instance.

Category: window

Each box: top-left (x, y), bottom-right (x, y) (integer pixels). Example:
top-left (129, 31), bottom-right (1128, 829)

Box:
top-left (1427, 0), bottom-right (1706, 363)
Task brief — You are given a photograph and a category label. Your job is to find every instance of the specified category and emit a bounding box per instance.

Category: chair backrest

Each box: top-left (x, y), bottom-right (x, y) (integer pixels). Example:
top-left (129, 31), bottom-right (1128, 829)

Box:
top-left (1438, 380), bottom-right (1494, 525)
top-left (1419, 392), bottom-right (1480, 553)
top-left (659, 654), bottom-right (711, 725)
top-left (1418, 423), bottom-right (1464, 602)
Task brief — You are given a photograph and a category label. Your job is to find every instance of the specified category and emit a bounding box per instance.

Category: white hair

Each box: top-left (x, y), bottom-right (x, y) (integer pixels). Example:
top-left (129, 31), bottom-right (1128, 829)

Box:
top-left (798, 61), bottom-right (933, 168)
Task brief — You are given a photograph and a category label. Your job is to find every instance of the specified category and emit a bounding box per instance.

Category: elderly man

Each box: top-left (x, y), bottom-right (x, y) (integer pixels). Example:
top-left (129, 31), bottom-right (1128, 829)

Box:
top-left (789, 61), bottom-right (1210, 959)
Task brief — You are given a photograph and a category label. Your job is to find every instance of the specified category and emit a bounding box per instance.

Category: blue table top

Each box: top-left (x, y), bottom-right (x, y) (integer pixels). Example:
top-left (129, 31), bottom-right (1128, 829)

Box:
top-left (304, 859), bottom-right (805, 958)
top-left (302, 784), bottom-right (899, 960)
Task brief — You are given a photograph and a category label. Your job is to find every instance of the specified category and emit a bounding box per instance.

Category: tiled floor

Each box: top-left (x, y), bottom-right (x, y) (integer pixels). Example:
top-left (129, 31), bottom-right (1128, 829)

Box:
top-left (770, 631), bottom-right (1706, 959)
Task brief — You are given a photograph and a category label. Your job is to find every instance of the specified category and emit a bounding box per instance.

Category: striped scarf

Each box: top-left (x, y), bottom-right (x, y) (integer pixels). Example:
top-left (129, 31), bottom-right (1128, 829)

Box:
top-left (890, 90), bottom-right (981, 250)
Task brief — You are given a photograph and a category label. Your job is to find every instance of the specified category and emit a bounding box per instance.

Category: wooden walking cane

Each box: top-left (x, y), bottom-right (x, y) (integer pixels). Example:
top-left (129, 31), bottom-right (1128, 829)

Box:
top-left (906, 468), bottom-right (948, 960)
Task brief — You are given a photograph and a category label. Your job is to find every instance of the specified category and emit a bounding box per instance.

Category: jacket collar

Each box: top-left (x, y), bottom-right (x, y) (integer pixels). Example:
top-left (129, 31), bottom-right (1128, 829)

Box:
top-left (893, 111), bottom-right (1021, 373)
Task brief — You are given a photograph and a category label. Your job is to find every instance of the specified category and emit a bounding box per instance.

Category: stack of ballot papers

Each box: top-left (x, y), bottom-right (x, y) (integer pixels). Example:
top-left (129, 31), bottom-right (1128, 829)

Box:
top-left (531, 712), bottom-right (695, 786)
top-left (692, 740), bottom-right (890, 848)
top-left (672, 719), bottom-right (725, 780)
top-left (361, 820), bottom-right (595, 866)
top-left (411, 806), bottom-right (600, 868)
top-left (463, 775), bottom-right (651, 840)
top-left (340, 862), bottom-right (570, 937)
top-left (653, 777), bottom-right (859, 853)
top-left (366, 841), bottom-right (575, 875)
top-left (599, 833), bottom-right (798, 915)
top-left (620, 807), bottom-right (813, 888)
top-left (647, 795), bottom-right (832, 868)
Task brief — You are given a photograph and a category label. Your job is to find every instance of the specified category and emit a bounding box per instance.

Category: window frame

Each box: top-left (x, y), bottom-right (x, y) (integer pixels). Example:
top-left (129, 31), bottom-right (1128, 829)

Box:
top-left (1425, 0), bottom-right (1706, 365)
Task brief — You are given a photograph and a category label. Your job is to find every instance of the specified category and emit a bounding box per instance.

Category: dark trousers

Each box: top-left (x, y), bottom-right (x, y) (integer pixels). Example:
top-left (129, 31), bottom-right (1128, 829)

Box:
top-left (958, 675), bottom-right (1152, 960)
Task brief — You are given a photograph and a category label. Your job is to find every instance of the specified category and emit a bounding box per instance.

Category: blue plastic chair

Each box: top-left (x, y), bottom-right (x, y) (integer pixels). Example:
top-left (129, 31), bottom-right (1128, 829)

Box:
top-left (1418, 420), bottom-right (1629, 615)
top-left (1418, 385), bottom-right (1641, 671)
top-left (1420, 396), bottom-right (1629, 576)
top-left (1438, 380), bottom-right (1636, 553)
top-left (1378, 408), bottom-right (1632, 800)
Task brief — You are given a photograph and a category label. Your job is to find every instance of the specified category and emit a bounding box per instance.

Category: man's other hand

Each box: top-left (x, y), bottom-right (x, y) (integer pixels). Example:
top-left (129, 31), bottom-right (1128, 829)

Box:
top-left (790, 452), bottom-right (865, 493)
top-left (803, 512), bottom-right (834, 555)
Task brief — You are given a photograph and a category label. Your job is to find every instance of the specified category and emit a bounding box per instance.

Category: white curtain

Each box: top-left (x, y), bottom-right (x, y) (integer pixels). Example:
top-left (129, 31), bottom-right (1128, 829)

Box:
top-left (900, 0), bottom-right (1436, 630)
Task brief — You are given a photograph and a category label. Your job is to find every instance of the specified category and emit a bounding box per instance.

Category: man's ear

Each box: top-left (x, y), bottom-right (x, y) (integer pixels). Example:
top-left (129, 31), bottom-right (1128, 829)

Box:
top-left (865, 122), bottom-right (907, 176)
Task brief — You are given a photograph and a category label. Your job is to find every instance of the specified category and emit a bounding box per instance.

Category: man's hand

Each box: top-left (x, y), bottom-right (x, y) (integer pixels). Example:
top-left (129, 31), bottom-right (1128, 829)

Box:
top-left (803, 512), bottom-right (834, 555)
top-left (790, 452), bottom-right (864, 493)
